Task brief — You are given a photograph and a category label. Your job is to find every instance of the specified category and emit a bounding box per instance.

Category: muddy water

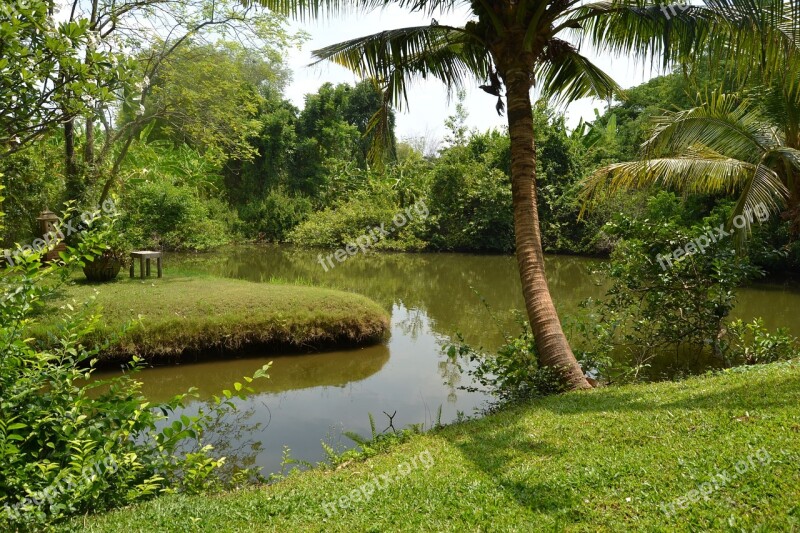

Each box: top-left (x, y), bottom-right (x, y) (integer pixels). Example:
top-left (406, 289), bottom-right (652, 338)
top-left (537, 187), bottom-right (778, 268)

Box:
top-left (97, 245), bottom-right (800, 475)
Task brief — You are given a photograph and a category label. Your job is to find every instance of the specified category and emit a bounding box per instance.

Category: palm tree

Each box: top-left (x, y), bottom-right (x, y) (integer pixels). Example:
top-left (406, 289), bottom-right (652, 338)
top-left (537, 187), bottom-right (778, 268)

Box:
top-left (254, 0), bottom-right (715, 390)
top-left (583, 0), bottom-right (800, 243)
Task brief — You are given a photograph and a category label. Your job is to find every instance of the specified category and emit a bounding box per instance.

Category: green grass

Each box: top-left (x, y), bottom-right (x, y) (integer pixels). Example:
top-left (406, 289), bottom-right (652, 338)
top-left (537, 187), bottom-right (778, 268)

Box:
top-left (67, 361), bottom-right (800, 532)
top-left (34, 274), bottom-right (390, 362)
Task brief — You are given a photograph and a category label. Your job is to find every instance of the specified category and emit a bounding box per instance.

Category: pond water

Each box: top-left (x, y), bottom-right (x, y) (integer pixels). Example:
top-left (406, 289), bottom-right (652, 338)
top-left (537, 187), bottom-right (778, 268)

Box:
top-left (98, 245), bottom-right (800, 475)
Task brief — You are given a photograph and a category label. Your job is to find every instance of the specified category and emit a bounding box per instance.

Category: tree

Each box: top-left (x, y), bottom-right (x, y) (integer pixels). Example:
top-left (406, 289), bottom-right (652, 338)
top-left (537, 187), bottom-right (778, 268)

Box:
top-left (139, 42), bottom-right (287, 165)
top-left (255, 0), bottom-right (715, 390)
top-left (0, 0), bottom-right (123, 156)
top-left (25, 0), bottom-right (299, 205)
top-left (583, 0), bottom-right (800, 244)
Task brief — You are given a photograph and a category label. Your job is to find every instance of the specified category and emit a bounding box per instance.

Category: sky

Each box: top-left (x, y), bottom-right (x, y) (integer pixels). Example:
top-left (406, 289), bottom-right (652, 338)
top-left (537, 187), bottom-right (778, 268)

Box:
top-left (284, 5), bottom-right (666, 144)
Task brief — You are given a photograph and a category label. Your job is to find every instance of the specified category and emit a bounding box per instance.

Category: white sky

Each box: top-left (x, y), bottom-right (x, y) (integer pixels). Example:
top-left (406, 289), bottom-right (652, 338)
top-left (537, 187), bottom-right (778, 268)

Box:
top-left (284, 5), bottom-right (667, 143)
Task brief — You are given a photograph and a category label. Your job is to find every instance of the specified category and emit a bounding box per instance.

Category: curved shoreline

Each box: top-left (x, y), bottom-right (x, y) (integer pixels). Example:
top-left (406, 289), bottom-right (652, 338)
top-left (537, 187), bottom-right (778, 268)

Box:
top-left (35, 275), bottom-right (391, 364)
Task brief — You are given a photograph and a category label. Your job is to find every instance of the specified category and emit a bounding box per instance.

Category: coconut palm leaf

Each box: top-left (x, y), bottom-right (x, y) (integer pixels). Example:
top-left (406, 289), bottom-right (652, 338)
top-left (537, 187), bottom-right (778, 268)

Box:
top-left (729, 162), bottom-right (788, 246)
top-left (570, 1), bottom-right (715, 70)
top-left (312, 25), bottom-right (489, 108)
top-left (535, 38), bottom-right (623, 104)
top-left (642, 93), bottom-right (781, 162)
top-left (312, 24), bottom-right (489, 163)
top-left (582, 153), bottom-right (757, 200)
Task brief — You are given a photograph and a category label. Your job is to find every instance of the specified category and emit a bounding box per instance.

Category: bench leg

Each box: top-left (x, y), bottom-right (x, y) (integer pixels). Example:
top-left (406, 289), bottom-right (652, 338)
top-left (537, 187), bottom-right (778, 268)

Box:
top-left (157, 257), bottom-right (162, 278)
top-left (140, 256), bottom-right (145, 279)
top-left (146, 258), bottom-right (151, 277)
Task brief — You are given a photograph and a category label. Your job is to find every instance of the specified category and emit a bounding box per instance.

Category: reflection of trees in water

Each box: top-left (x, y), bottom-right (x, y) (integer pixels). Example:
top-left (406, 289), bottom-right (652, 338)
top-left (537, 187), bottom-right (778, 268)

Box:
top-left (438, 357), bottom-right (461, 404)
top-left (171, 245), bottom-right (605, 352)
top-left (394, 305), bottom-right (427, 341)
top-left (180, 398), bottom-right (268, 483)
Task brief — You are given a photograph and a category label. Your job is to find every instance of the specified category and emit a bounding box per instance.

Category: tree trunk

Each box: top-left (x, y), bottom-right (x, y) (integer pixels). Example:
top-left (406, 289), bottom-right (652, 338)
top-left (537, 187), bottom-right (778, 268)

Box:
top-left (85, 116), bottom-right (95, 168)
top-left (504, 71), bottom-right (591, 391)
top-left (64, 117), bottom-right (81, 202)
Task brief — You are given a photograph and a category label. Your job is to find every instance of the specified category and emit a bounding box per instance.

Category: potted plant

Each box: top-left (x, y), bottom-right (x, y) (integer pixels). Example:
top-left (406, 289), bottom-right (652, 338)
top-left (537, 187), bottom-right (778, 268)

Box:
top-left (82, 213), bottom-right (129, 282)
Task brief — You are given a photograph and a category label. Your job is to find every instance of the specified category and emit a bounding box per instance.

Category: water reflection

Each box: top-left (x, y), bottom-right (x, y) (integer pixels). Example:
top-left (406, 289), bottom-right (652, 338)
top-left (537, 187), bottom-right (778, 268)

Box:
top-left (108, 245), bottom-right (800, 475)
top-left (131, 344), bottom-right (391, 402)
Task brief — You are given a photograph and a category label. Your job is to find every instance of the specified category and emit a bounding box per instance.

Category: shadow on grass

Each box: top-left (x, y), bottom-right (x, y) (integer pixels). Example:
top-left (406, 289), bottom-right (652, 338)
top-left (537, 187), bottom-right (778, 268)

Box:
top-left (437, 365), bottom-right (800, 521)
top-left (534, 371), bottom-right (800, 416)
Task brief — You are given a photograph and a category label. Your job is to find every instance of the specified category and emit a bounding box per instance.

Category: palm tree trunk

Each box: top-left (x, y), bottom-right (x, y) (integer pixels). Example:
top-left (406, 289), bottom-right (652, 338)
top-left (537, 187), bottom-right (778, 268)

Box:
top-left (505, 72), bottom-right (591, 391)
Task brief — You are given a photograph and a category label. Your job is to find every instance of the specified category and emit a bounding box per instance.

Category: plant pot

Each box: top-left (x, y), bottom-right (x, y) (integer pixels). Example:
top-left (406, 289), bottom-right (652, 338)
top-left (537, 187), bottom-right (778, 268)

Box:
top-left (83, 254), bottom-right (122, 282)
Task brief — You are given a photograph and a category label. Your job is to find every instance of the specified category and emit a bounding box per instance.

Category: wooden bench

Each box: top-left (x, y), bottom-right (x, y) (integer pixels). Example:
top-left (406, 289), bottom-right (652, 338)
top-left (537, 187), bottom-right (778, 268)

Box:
top-left (130, 251), bottom-right (162, 279)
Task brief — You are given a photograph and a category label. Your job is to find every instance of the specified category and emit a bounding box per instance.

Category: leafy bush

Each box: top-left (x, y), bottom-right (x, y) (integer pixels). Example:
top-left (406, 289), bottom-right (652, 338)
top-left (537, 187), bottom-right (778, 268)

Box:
top-left (590, 193), bottom-right (762, 377)
top-left (120, 180), bottom-right (234, 251)
top-left (445, 316), bottom-right (565, 404)
top-left (427, 146), bottom-right (514, 253)
top-left (722, 318), bottom-right (799, 366)
top-left (288, 185), bottom-right (428, 251)
top-left (238, 189), bottom-right (312, 241)
top-left (0, 138), bottom-right (64, 247)
top-left (0, 204), bottom-right (267, 528)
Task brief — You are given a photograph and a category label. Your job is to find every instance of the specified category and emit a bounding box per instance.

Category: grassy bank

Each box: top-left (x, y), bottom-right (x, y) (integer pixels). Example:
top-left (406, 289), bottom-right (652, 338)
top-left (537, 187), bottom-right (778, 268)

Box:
top-left (35, 275), bottom-right (390, 362)
top-left (70, 361), bottom-right (800, 531)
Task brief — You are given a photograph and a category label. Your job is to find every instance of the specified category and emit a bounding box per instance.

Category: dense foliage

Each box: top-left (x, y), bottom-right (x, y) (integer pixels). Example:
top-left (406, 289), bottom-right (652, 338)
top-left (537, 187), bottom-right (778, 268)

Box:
top-left (0, 206), bottom-right (269, 528)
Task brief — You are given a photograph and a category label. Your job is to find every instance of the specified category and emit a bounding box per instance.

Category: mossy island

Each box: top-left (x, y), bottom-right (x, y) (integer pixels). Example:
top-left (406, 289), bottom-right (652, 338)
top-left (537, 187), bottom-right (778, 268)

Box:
top-left (34, 275), bottom-right (390, 364)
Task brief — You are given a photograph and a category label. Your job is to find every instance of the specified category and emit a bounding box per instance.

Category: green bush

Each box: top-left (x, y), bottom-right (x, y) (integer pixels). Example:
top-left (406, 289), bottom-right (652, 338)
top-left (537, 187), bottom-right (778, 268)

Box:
top-left (0, 138), bottom-right (64, 247)
top-left (590, 193), bottom-right (762, 377)
top-left (445, 322), bottom-right (565, 405)
top-left (238, 189), bottom-right (312, 241)
top-left (427, 148), bottom-right (515, 253)
top-left (722, 318), bottom-right (799, 366)
top-left (288, 185), bottom-right (428, 251)
top-left (120, 180), bottom-right (233, 251)
top-left (0, 204), bottom-right (268, 528)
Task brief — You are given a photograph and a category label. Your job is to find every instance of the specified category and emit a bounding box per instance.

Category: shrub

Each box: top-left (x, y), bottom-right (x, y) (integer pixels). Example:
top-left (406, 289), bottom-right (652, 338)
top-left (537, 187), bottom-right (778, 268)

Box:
top-left (445, 316), bottom-right (565, 405)
top-left (288, 186), bottom-right (428, 251)
top-left (590, 192), bottom-right (762, 377)
top-left (0, 204), bottom-right (267, 528)
top-left (427, 151), bottom-right (514, 253)
top-left (722, 318), bottom-right (799, 366)
top-left (238, 189), bottom-right (312, 241)
top-left (120, 180), bottom-right (233, 251)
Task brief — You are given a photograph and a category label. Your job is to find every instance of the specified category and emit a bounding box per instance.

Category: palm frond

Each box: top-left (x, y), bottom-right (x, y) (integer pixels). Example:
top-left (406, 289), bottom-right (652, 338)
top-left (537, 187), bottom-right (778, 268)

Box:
top-left (729, 162), bottom-right (788, 247)
top-left (643, 93), bottom-right (781, 162)
top-left (536, 38), bottom-right (624, 104)
top-left (312, 24), bottom-right (489, 109)
top-left (702, 0), bottom-right (800, 83)
top-left (312, 24), bottom-right (488, 164)
top-left (765, 146), bottom-right (800, 195)
top-left (251, 0), bottom-right (469, 19)
top-left (249, 0), bottom-right (379, 21)
top-left (572, 1), bottom-right (715, 70)
top-left (581, 154), bottom-right (757, 205)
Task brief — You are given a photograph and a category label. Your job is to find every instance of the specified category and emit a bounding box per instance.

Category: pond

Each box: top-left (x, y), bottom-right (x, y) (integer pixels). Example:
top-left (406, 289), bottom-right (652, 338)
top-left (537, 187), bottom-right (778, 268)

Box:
top-left (98, 245), bottom-right (800, 475)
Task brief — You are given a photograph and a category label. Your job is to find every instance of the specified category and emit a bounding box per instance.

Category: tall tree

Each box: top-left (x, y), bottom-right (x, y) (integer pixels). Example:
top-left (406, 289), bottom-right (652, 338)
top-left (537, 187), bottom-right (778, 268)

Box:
top-left (41, 0), bottom-right (297, 205)
top-left (254, 0), bottom-right (713, 390)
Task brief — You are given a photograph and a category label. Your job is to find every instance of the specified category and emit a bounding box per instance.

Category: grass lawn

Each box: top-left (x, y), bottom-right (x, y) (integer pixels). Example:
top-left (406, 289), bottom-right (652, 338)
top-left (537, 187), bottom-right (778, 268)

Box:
top-left (67, 360), bottom-right (800, 532)
top-left (33, 274), bottom-right (390, 362)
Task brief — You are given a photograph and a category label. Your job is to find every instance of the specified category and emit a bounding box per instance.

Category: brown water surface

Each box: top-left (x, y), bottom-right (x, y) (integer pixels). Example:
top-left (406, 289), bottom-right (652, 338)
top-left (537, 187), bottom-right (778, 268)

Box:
top-left (95, 245), bottom-right (800, 474)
